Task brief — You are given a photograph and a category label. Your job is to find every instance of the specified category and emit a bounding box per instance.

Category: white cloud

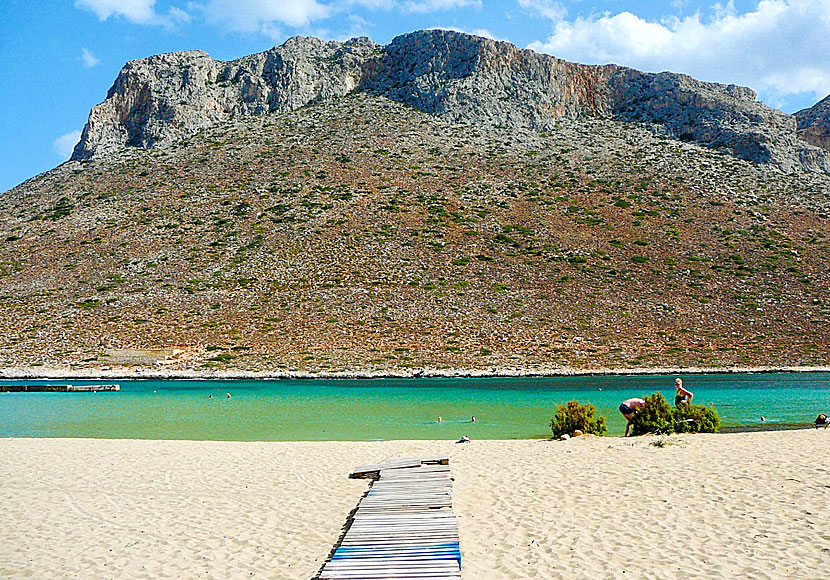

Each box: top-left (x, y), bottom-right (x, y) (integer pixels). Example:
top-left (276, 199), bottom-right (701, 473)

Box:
top-left (81, 48), bottom-right (101, 68)
top-left (401, 0), bottom-right (481, 13)
top-left (328, 15), bottom-right (373, 41)
top-left (347, 0), bottom-right (481, 14)
top-left (76, 0), bottom-right (158, 23)
top-left (526, 0), bottom-right (830, 105)
top-left (53, 130), bottom-right (82, 160)
top-left (469, 28), bottom-right (503, 40)
top-left (196, 0), bottom-right (330, 31)
top-left (517, 0), bottom-right (565, 21)
top-left (76, 0), bottom-right (189, 26)
top-left (193, 0), bottom-right (480, 34)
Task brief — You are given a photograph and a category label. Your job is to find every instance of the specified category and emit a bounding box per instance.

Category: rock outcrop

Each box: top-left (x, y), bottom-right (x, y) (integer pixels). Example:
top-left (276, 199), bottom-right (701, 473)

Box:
top-left (73, 37), bottom-right (379, 159)
top-left (796, 94), bottom-right (830, 152)
top-left (72, 29), bottom-right (830, 174)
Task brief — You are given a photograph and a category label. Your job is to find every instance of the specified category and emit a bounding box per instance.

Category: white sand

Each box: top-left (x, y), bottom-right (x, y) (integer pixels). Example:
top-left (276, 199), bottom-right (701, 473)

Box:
top-left (1, 431), bottom-right (828, 579)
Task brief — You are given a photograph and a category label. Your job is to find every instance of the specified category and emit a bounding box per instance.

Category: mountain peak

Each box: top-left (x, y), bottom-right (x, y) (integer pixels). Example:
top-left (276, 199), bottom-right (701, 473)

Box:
top-left (72, 29), bottom-right (830, 174)
top-left (796, 93), bottom-right (830, 151)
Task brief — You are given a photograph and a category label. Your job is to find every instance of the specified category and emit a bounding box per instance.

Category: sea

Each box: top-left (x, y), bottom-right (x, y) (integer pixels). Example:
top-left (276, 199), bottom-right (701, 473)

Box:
top-left (1, 373), bottom-right (828, 440)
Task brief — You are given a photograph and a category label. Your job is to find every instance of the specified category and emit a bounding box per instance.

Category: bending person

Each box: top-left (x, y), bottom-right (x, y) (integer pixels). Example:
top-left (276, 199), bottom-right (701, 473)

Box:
top-left (619, 397), bottom-right (646, 437)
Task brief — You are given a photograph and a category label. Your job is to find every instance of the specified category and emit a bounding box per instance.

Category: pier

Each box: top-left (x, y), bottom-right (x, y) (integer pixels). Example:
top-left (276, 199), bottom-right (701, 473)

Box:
top-left (0, 384), bottom-right (120, 392)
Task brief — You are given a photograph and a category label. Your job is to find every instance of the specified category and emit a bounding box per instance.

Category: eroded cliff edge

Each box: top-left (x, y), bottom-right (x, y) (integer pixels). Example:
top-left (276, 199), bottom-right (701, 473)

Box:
top-left (72, 29), bottom-right (830, 174)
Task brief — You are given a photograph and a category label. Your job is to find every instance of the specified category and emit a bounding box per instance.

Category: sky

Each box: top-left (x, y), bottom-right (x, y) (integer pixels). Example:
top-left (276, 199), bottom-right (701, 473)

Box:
top-left (1, 0), bottom-right (829, 192)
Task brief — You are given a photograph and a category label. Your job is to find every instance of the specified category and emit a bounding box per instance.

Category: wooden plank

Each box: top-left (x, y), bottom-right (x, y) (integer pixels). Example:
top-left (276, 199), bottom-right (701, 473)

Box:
top-left (320, 570), bottom-right (461, 580)
top-left (324, 568), bottom-right (459, 572)
top-left (348, 523), bottom-right (457, 530)
top-left (352, 513), bottom-right (457, 520)
top-left (326, 567), bottom-right (460, 573)
top-left (332, 552), bottom-right (460, 561)
top-left (339, 538), bottom-right (460, 546)
top-left (324, 559), bottom-right (459, 567)
top-left (333, 548), bottom-right (459, 555)
top-left (322, 572), bottom-right (459, 577)
top-left (351, 458), bottom-right (451, 479)
top-left (377, 456), bottom-right (449, 467)
top-left (340, 536), bottom-right (460, 542)
top-left (333, 546), bottom-right (459, 557)
top-left (339, 537), bottom-right (460, 544)
top-left (341, 529), bottom-right (457, 536)
top-left (348, 522), bottom-right (457, 530)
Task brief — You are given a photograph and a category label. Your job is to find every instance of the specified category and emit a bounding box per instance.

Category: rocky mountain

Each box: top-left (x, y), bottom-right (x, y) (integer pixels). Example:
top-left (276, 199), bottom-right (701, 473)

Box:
top-left (796, 94), bottom-right (830, 151)
top-left (73, 30), bottom-right (830, 175)
top-left (3, 94), bottom-right (830, 374)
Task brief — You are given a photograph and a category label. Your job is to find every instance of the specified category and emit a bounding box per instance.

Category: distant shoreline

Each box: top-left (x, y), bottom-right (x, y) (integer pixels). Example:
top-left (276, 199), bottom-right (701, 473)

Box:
top-left (1, 364), bottom-right (829, 381)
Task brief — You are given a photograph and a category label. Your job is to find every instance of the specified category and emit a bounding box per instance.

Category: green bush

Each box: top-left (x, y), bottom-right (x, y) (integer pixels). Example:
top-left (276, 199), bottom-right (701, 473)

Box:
top-left (630, 393), bottom-right (673, 436)
top-left (551, 400), bottom-right (607, 438)
top-left (672, 403), bottom-right (720, 433)
top-left (630, 393), bottom-right (721, 436)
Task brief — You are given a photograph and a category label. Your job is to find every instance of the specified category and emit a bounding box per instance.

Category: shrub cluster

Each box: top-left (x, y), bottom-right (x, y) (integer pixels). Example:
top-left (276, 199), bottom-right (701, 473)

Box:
top-left (630, 392), bottom-right (720, 436)
top-left (551, 400), bottom-right (607, 438)
top-left (672, 401), bottom-right (721, 433)
top-left (630, 393), bottom-right (673, 436)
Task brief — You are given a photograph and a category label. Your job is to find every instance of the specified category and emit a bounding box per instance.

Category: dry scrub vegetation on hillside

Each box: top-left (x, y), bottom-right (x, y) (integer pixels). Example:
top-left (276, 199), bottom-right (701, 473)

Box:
top-left (1, 94), bottom-right (829, 373)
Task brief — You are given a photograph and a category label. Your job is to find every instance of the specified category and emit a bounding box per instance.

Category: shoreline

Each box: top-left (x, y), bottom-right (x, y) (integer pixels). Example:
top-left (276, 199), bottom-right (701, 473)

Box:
top-left (2, 363), bottom-right (829, 381)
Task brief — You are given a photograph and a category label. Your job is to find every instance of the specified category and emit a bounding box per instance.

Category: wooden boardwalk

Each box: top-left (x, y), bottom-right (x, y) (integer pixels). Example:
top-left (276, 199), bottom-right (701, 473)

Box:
top-left (319, 457), bottom-right (461, 579)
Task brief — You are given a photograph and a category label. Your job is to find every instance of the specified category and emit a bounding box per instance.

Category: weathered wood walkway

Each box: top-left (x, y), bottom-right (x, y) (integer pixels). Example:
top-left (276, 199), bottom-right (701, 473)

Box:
top-left (319, 456), bottom-right (461, 579)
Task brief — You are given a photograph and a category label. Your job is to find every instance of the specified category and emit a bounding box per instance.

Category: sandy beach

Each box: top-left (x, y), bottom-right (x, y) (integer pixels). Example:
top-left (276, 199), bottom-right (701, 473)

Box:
top-left (1, 431), bottom-right (828, 579)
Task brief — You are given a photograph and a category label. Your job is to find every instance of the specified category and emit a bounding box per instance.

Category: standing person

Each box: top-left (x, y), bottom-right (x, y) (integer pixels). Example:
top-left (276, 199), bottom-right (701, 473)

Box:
top-left (674, 377), bottom-right (693, 406)
top-left (619, 397), bottom-right (646, 437)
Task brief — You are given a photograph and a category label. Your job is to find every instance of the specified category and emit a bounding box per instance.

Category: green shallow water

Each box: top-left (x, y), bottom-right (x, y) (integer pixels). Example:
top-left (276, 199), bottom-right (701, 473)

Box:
top-left (1, 373), bottom-right (829, 440)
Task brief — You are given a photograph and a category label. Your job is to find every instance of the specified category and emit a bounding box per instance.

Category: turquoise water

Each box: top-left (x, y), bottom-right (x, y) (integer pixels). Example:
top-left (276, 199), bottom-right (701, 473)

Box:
top-left (1, 373), bottom-right (829, 440)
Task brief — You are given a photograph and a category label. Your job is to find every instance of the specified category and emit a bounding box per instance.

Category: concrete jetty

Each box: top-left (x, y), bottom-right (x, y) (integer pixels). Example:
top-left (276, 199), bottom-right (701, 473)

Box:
top-left (0, 384), bottom-right (120, 392)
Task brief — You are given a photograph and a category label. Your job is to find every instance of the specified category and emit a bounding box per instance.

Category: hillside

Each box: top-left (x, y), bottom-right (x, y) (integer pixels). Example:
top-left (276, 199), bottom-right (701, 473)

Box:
top-left (2, 94), bottom-right (830, 374)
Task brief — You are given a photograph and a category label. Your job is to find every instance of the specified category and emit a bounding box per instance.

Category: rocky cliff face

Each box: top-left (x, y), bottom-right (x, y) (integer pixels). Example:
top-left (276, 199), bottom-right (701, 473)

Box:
top-left (72, 29), bottom-right (830, 174)
top-left (796, 94), bottom-right (830, 152)
top-left (73, 37), bottom-right (378, 159)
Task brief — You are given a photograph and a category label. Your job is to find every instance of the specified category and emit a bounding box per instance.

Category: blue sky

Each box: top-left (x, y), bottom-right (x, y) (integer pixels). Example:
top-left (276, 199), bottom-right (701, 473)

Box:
top-left (2, 0), bottom-right (829, 192)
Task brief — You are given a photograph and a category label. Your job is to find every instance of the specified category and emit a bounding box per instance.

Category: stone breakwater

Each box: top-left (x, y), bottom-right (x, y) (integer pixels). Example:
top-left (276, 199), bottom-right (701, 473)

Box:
top-left (72, 29), bottom-right (830, 174)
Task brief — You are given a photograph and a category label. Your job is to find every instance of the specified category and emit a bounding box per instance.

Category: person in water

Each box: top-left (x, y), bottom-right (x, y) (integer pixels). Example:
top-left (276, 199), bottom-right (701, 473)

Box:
top-left (619, 397), bottom-right (646, 437)
top-left (674, 377), bottom-right (693, 406)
